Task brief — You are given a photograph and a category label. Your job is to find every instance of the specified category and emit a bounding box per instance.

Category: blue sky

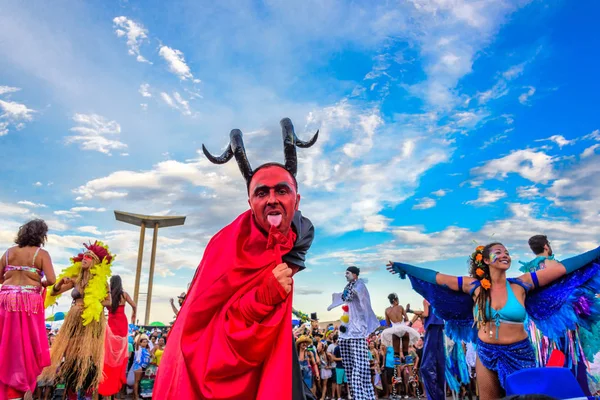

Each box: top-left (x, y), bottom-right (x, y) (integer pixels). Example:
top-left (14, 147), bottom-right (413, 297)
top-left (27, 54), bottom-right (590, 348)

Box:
top-left (1, 0), bottom-right (599, 322)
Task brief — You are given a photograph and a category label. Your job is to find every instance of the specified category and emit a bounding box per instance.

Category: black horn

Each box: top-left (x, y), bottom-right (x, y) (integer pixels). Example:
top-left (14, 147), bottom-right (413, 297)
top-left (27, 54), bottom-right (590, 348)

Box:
top-left (202, 129), bottom-right (253, 184)
top-left (280, 118), bottom-right (319, 176)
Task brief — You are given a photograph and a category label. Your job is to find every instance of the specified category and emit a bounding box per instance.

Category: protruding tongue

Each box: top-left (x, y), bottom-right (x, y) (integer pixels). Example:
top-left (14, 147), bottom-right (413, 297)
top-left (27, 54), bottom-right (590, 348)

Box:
top-left (267, 214), bottom-right (282, 227)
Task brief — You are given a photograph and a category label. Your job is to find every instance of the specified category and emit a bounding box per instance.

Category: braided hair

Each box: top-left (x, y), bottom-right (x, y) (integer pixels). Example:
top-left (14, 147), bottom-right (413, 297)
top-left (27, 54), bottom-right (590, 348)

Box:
top-left (469, 242), bottom-right (503, 325)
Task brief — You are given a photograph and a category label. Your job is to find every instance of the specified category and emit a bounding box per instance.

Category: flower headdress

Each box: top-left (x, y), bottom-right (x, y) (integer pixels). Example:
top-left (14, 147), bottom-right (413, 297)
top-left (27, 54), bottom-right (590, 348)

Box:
top-left (45, 240), bottom-right (115, 326)
top-left (470, 245), bottom-right (491, 290)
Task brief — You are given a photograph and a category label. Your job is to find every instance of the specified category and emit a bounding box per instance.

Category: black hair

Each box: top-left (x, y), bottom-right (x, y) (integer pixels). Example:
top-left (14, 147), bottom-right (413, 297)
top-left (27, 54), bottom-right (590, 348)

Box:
top-left (110, 275), bottom-right (124, 314)
top-left (388, 293), bottom-right (398, 304)
top-left (15, 219), bottom-right (48, 247)
top-left (247, 162), bottom-right (298, 193)
top-left (528, 235), bottom-right (549, 255)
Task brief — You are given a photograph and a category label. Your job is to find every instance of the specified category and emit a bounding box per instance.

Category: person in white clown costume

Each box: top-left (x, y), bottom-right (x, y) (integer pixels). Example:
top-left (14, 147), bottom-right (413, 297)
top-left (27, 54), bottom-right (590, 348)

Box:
top-left (328, 266), bottom-right (379, 400)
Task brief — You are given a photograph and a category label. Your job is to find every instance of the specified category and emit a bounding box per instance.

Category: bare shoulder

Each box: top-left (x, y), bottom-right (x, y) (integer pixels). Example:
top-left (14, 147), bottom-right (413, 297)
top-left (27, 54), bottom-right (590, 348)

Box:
top-left (39, 248), bottom-right (52, 260)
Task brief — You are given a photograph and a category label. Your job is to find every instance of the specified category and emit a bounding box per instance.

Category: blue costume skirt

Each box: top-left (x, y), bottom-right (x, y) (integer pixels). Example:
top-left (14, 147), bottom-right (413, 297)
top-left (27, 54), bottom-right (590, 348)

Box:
top-left (477, 338), bottom-right (536, 389)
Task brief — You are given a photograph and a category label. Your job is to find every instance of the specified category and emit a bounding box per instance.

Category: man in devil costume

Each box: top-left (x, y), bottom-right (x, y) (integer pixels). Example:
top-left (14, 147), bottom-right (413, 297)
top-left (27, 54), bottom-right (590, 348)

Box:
top-left (153, 118), bottom-right (317, 400)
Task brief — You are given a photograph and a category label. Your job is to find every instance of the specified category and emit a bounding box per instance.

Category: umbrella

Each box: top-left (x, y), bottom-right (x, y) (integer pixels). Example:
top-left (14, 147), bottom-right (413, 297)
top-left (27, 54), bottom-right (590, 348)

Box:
top-left (149, 321), bottom-right (165, 327)
top-left (46, 312), bottom-right (66, 321)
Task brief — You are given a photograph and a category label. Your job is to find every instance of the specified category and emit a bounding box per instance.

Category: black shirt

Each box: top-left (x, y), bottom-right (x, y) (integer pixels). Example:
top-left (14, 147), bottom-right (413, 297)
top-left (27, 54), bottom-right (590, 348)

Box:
top-left (333, 345), bottom-right (344, 369)
top-left (415, 347), bottom-right (423, 365)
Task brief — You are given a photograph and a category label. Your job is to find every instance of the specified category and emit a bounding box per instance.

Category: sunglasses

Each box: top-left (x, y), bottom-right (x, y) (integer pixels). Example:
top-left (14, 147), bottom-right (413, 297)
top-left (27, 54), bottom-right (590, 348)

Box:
top-left (83, 255), bottom-right (93, 261)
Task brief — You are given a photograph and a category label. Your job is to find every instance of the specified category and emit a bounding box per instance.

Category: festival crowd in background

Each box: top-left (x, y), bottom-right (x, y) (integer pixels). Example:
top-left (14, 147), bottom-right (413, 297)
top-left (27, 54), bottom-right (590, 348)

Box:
top-left (2, 218), bottom-right (600, 400)
top-left (2, 116), bottom-right (600, 400)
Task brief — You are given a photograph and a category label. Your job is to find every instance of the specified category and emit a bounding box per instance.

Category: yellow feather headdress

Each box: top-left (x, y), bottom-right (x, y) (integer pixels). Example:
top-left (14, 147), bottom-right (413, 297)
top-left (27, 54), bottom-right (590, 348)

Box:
top-left (45, 241), bottom-right (115, 326)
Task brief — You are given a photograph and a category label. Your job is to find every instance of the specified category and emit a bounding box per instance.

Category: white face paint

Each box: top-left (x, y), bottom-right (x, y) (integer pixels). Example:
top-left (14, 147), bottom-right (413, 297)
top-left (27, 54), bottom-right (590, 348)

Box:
top-left (345, 271), bottom-right (353, 282)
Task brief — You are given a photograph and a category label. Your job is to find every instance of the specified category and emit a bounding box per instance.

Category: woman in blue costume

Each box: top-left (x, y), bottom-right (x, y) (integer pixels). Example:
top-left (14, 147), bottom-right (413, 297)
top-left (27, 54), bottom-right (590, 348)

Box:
top-left (386, 242), bottom-right (600, 399)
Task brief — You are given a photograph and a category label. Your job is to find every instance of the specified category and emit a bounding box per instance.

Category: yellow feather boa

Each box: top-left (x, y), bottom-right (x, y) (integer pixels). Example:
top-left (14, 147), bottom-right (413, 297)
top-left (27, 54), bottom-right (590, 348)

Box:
top-left (45, 241), bottom-right (114, 326)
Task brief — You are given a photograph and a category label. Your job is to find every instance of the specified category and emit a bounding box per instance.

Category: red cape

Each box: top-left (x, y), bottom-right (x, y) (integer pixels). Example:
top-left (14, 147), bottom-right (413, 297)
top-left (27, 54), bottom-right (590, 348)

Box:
top-left (153, 210), bottom-right (296, 400)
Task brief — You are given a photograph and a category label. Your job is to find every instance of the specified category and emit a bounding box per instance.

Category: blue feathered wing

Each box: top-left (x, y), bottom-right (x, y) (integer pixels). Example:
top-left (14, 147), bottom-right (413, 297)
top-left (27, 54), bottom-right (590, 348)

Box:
top-left (524, 261), bottom-right (600, 341)
top-left (406, 275), bottom-right (478, 343)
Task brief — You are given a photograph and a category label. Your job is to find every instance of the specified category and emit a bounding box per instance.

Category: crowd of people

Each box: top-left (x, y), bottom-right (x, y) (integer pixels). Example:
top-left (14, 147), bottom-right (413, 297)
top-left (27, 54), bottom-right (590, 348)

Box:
top-left (2, 118), bottom-right (600, 400)
top-left (293, 316), bottom-right (428, 400)
top-left (0, 219), bottom-right (175, 400)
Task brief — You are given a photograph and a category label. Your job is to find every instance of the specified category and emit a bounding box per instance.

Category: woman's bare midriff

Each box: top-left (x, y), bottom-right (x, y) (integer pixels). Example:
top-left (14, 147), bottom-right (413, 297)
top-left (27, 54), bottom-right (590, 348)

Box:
top-left (3, 270), bottom-right (42, 286)
top-left (477, 321), bottom-right (529, 345)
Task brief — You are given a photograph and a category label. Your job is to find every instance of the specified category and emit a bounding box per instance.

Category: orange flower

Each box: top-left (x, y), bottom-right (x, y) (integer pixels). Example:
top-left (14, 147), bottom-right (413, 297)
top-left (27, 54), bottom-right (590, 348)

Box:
top-left (476, 246), bottom-right (485, 252)
top-left (475, 253), bottom-right (483, 262)
top-left (480, 278), bottom-right (491, 290)
top-left (476, 268), bottom-right (484, 277)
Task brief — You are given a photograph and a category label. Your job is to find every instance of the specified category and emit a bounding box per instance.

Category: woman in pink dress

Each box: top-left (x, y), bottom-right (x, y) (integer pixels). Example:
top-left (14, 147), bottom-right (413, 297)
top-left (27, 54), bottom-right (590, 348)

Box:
top-left (98, 275), bottom-right (137, 399)
top-left (0, 219), bottom-right (56, 399)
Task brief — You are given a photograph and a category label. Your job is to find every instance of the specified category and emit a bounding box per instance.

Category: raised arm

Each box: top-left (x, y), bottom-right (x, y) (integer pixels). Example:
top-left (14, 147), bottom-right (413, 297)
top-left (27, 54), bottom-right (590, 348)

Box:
top-left (387, 261), bottom-right (476, 293)
top-left (519, 246), bottom-right (600, 289)
top-left (170, 299), bottom-right (179, 316)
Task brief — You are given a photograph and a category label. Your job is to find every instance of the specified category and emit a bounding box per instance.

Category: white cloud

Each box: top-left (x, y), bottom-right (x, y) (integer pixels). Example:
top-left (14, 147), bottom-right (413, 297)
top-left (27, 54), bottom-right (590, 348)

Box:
top-left (54, 210), bottom-right (81, 218)
top-left (158, 46), bottom-right (194, 81)
top-left (0, 86), bottom-right (20, 95)
top-left (432, 189), bottom-right (449, 197)
top-left (342, 111), bottom-right (383, 158)
top-left (0, 98), bottom-right (35, 136)
top-left (160, 92), bottom-right (192, 116)
top-left (17, 200), bottom-right (47, 208)
top-left (160, 92), bottom-right (174, 108)
top-left (582, 129), bottom-right (600, 141)
top-left (518, 86), bottom-right (536, 105)
top-left (471, 149), bottom-right (556, 184)
top-left (33, 182), bottom-right (42, 187)
top-left (466, 188), bottom-right (507, 206)
top-left (70, 207), bottom-right (106, 212)
top-left (535, 134), bottom-right (573, 149)
top-left (452, 110), bottom-right (489, 127)
top-left (0, 202), bottom-right (30, 216)
top-left (139, 83), bottom-right (152, 97)
top-left (477, 80), bottom-right (508, 104)
top-left (0, 100), bottom-right (34, 119)
top-left (516, 185), bottom-right (540, 199)
top-left (113, 16), bottom-right (151, 63)
top-left (582, 144), bottom-right (600, 158)
top-left (65, 113), bottom-right (128, 155)
top-left (481, 134), bottom-right (508, 149)
top-left (476, 61), bottom-right (531, 105)
top-left (140, 103), bottom-right (148, 111)
top-left (0, 122), bottom-right (8, 136)
top-left (77, 226), bottom-right (102, 235)
top-left (502, 63), bottom-right (525, 80)
top-left (412, 197), bottom-right (436, 210)
top-left (173, 92), bottom-right (191, 116)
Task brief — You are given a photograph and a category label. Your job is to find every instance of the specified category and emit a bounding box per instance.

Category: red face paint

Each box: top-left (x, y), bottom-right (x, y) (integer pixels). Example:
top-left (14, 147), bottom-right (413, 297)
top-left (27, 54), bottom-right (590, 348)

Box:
top-left (248, 166), bottom-right (300, 236)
